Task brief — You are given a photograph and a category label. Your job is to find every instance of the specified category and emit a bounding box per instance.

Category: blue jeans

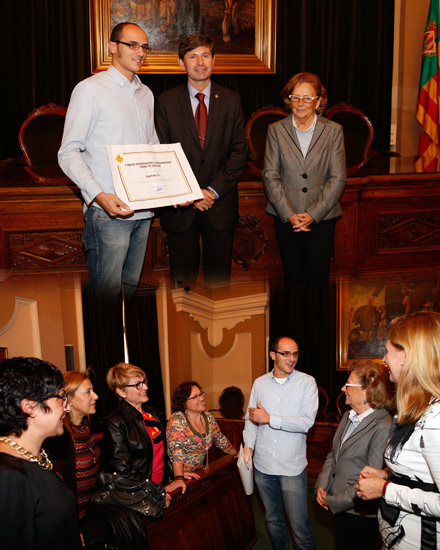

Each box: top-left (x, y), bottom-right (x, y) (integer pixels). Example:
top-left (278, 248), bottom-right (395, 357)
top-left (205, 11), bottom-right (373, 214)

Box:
top-left (255, 467), bottom-right (315, 550)
top-left (83, 207), bottom-right (151, 300)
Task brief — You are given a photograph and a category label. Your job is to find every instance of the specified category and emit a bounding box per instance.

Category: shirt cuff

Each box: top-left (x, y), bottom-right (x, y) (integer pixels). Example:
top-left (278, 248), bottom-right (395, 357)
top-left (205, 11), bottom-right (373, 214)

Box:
top-left (269, 415), bottom-right (281, 430)
top-left (207, 186), bottom-right (218, 200)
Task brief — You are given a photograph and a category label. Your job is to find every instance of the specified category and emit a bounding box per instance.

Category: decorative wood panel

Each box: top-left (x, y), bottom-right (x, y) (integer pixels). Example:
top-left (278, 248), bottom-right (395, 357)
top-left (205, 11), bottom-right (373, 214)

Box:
top-left (1, 165), bottom-right (440, 280)
top-left (145, 455), bottom-right (256, 550)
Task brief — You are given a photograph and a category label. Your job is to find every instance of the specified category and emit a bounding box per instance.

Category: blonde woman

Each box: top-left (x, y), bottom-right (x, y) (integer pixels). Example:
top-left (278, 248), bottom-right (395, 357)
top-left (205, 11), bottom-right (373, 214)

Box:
top-left (104, 362), bottom-right (184, 502)
top-left (356, 311), bottom-right (440, 549)
top-left (46, 371), bottom-right (100, 519)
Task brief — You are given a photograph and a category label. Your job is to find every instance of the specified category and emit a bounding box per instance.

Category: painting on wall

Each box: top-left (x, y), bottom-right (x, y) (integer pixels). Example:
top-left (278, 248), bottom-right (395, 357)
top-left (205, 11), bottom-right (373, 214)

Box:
top-left (337, 273), bottom-right (440, 369)
top-left (90, 0), bottom-right (276, 73)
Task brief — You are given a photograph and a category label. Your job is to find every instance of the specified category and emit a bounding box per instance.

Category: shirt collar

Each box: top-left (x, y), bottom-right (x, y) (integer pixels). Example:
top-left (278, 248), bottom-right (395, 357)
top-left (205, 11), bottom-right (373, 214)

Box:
top-left (108, 64), bottom-right (142, 90)
top-left (270, 369), bottom-right (295, 383)
top-left (291, 113), bottom-right (318, 134)
top-left (349, 407), bottom-right (374, 424)
top-left (188, 80), bottom-right (211, 101)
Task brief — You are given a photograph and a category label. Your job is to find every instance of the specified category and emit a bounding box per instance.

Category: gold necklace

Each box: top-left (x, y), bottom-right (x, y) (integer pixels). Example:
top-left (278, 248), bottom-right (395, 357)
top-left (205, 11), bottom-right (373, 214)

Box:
top-left (0, 436), bottom-right (53, 470)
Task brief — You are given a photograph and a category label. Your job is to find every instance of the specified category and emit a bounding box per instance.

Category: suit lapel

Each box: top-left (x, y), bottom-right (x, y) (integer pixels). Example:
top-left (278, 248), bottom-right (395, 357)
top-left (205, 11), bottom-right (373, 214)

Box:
top-left (339, 413), bottom-right (377, 455)
top-left (178, 85), bottom-right (200, 146)
top-left (204, 82), bottom-right (221, 150)
top-left (280, 117), bottom-right (305, 167)
top-left (306, 117), bottom-right (327, 157)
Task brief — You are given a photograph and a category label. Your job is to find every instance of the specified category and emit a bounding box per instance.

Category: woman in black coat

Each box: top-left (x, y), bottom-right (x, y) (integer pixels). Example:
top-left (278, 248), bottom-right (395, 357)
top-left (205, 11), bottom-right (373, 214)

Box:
top-left (104, 362), bottom-right (185, 503)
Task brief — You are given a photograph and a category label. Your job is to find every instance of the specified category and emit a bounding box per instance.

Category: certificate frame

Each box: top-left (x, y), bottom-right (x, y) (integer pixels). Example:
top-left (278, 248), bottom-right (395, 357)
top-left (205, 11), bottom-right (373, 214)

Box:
top-left (89, 0), bottom-right (277, 74)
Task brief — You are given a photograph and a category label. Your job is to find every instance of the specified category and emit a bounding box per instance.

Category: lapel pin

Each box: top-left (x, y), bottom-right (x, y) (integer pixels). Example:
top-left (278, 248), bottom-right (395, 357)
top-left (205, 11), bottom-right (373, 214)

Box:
top-left (215, 94), bottom-right (219, 98)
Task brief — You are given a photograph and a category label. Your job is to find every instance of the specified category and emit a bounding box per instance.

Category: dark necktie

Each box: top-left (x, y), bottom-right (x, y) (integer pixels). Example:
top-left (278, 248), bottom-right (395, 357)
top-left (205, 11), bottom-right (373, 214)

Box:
top-left (195, 92), bottom-right (208, 149)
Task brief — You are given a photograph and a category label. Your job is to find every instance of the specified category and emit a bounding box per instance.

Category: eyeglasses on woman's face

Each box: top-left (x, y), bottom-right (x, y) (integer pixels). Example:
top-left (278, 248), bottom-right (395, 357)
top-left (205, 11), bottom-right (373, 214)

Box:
top-left (288, 94), bottom-right (319, 104)
top-left (187, 391), bottom-right (205, 401)
top-left (124, 379), bottom-right (148, 391)
top-left (45, 392), bottom-right (68, 407)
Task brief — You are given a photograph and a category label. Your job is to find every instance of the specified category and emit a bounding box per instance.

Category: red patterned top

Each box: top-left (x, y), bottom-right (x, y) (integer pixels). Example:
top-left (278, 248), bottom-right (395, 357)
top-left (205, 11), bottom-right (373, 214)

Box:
top-left (71, 423), bottom-right (101, 519)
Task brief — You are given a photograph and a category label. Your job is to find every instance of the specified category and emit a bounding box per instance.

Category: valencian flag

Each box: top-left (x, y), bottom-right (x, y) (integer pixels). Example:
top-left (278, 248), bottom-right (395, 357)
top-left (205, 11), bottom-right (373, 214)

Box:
top-left (416, 0), bottom-right (440, 172)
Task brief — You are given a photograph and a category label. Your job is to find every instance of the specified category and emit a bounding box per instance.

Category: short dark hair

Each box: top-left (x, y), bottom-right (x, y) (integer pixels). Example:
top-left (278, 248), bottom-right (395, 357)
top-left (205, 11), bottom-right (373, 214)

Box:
top-left (110, 22), bottom-right (141, 43)
top-left (0, 357), bottom-right (64, 437)
top-left (281, 72), bottom-right (328, 114)
top-left (171, 381), bottom-right (201, 413)
top-left (178, 34), bottom-right (214, 60)
top-left (270, 336), bottom-right (296, 353)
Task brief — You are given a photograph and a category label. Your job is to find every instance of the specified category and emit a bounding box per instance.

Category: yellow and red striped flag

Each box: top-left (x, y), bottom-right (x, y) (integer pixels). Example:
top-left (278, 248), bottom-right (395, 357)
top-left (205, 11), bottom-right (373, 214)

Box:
top-left (416, 0), bottom-right (440, 172)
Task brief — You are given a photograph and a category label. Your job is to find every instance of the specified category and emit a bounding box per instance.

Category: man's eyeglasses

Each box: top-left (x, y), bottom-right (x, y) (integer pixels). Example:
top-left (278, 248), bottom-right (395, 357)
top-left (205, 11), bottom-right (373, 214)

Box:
top-left (288, 95), bottom-right (319, 104)
top-left (275, 351), bottom-right (300, 358)
top-left (115, 40), bottom-right (151, 53)
top-left (124, 379), bottom-right (148, 390)
top-left (45, 393), bottom-right (68, 406)
top-left (187, 391), bottom-right (205, 400)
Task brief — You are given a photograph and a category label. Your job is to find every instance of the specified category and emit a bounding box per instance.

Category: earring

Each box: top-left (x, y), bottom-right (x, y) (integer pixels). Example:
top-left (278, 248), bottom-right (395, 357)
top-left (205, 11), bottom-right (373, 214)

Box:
top-left (363, 399), bottom-right (367, 405)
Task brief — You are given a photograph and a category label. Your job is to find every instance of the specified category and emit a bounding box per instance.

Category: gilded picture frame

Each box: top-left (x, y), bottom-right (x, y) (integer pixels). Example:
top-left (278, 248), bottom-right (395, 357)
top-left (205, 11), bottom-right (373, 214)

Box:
top-left (89, 0), bottom-right (277, 74)
top-left (336, 273), bottom-right (440, 370)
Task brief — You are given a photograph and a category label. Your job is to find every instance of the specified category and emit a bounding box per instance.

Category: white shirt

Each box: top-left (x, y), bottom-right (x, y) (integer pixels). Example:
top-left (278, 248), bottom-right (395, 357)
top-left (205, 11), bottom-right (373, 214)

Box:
top-left (243, 369), bottom-right (318, 476)
top-left (58, 65), bottom-right (159, 220)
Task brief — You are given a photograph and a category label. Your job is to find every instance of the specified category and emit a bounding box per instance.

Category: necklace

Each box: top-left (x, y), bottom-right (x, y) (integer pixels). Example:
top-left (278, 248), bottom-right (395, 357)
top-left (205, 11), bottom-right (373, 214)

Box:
top-left (184, 412), bottom-right (210, 471)
top-left (0, 436), bottom-right (53, 470)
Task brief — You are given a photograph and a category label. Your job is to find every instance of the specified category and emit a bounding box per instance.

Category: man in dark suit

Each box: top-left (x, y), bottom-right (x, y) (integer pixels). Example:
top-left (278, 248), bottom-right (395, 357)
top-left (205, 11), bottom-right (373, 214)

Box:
top-left (155, 34), bottom-right (248, 288)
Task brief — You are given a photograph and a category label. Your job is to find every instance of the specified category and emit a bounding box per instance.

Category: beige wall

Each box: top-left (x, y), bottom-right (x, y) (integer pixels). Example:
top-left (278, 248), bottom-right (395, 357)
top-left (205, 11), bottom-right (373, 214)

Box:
top-left (393, 0), bottom-right (430, 156)
top-left (158, 282), bottom-right (270, 417)
top-left (0, 273), bottom-right (86, 371)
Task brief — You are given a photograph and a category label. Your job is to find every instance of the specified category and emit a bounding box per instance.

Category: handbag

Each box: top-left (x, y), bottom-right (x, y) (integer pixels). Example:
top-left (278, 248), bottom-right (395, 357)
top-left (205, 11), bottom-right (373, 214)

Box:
top-left (91, 471), bottom-right (166, 518)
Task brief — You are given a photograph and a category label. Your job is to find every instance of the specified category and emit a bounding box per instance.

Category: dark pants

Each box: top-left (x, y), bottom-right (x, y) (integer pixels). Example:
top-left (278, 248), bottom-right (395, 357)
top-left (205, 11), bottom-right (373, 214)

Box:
top-left (334, 512), bottom-right (379, 550)
top-left (273, 215), bottom-right (337, 285)
top-left (166, 213), bottom-right (234, 288)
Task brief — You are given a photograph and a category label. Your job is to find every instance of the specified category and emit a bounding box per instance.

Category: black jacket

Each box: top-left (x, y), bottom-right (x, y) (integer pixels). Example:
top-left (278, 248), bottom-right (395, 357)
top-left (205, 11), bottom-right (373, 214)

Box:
top-left (103, 399), bottom-right (168, 483)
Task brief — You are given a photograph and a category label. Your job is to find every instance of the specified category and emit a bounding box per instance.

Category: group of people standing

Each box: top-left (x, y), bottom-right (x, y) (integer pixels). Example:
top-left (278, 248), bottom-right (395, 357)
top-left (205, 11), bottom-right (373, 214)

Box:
top-left (58, 20), bottom-right (347, 296)
top-left (1, 310), bottom-right (440, 549)
top-left (244, 311), bottom-right (440, 550)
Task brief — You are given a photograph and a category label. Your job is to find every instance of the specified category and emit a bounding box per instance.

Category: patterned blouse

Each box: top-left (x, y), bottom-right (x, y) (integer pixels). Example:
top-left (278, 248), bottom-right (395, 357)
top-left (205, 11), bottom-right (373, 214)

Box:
top-left (71, 422), bottom-right (101, 519)
top-left (167, 411), bottom-right (233, 472)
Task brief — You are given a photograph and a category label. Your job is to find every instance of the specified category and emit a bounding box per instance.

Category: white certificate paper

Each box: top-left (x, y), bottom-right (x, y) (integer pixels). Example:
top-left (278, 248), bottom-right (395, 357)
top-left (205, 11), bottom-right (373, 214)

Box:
top-left (106, 143), bottom-right (203, 210)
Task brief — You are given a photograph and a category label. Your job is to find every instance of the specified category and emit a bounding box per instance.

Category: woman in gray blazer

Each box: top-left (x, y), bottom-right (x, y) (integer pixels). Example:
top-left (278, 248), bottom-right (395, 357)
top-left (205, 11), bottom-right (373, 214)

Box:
top-left (315, 360), bottom-right (395, 550)
top-left (263, 72), bottom-right (346, 284)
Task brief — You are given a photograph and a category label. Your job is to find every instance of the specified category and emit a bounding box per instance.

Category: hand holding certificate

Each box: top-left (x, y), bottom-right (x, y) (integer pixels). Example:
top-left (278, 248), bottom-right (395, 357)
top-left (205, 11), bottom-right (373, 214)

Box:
top-left (106, 143), bottom-right (203, 210)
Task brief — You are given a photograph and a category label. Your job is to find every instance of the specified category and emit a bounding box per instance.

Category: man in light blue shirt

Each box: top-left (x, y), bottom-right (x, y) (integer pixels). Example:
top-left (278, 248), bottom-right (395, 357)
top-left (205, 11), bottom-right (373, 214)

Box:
top-left (58, 22), bottom-right (159, 300)
top-left (243, 336), bottom-right (318, 550)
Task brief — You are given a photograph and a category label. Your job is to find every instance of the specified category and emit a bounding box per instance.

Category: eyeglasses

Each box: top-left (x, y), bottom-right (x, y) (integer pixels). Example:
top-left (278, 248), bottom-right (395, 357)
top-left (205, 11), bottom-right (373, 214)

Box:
top-left (275, 351), bottom-right (300, 358)
top-left (124, 379), bottom-right (148, 390)
top-left (345, 383), bottom-right (364, 388)
top-left (115, 40), bottom-right (151, 53)
top-left (187, 391), bottom-right (205, 400)
top-left (288, 95), bottom-right (319, 104)
top-left (45, 392), bottom-right (68, 406)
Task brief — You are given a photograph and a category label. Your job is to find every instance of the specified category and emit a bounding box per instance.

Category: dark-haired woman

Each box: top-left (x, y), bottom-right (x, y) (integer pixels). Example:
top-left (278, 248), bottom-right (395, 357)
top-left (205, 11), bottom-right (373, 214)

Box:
top-left (167, 381), bottom-right (238, 481)
top-left (0, 357), bottom-right (82, 550)
top-left (315, 360), bottom-right (394, 550)
top-left (356, 311), bottom-right (440, 549)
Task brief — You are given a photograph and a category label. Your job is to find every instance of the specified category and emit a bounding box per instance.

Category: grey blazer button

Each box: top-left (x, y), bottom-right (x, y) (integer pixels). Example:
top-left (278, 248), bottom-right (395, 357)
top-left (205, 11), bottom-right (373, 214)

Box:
top-left (302, 187), bottom-right (308, 193)
top-left (302, 173), bottom-right (308, 178)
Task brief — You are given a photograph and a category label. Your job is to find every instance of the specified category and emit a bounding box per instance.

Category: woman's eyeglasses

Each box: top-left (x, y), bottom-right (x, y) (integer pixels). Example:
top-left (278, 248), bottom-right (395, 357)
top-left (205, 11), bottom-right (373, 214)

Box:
top-left (187, 391), bottom-right (205, 400)
top-left (124, 379), bottom-right (148, 390)
top-left (288, 95), bottom-right (319, 104)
